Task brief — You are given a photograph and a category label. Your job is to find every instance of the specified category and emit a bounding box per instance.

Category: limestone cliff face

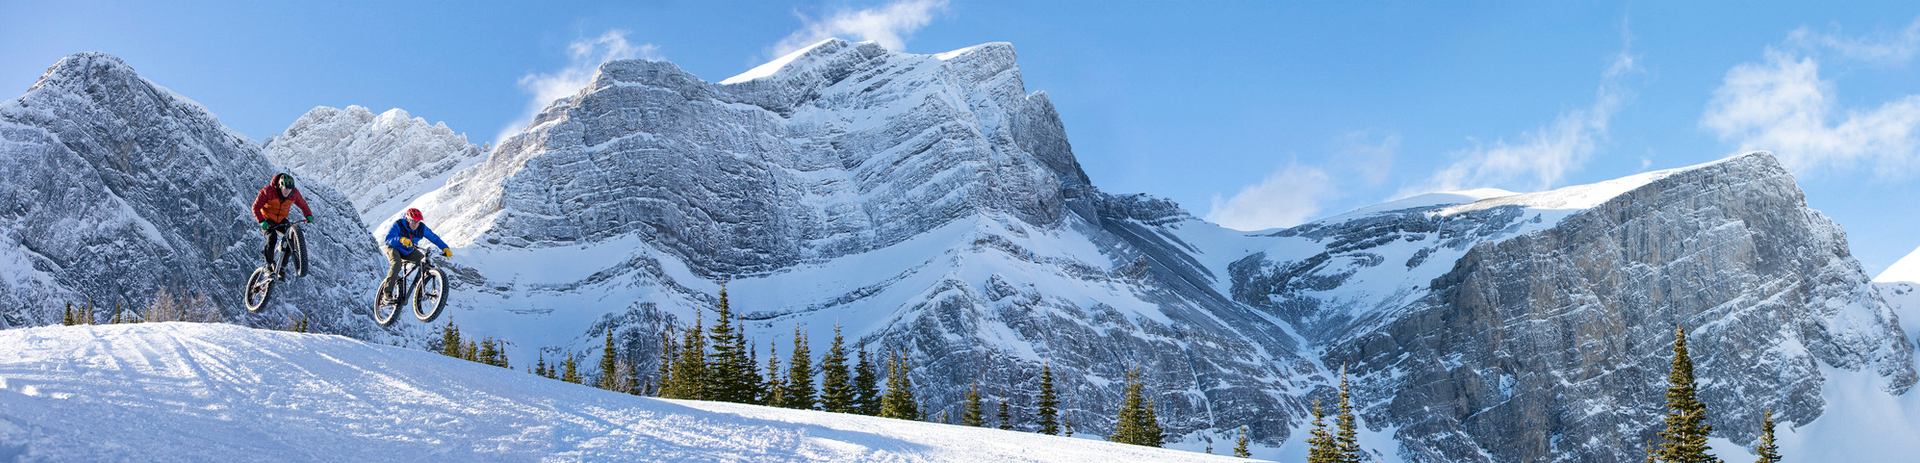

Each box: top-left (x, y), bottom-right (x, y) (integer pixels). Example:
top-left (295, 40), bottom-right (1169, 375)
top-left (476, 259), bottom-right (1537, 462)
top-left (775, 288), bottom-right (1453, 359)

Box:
top-left (1324, 153), bottom-right (1914, 462)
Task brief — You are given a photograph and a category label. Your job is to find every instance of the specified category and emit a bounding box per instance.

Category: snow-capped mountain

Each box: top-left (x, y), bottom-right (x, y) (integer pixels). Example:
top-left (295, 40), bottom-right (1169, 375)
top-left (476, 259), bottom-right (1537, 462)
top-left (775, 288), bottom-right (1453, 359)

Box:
top-left (263, 105), bottom-right (483, 226)
top-left (0, 322), bottom-right (1250, 463)
top-left (0, 53), bottom-right (388, 338)
top-left (1229, 153), bottom-right (1915, 461)
top-left (5, 43), bottom-right (1916, 463)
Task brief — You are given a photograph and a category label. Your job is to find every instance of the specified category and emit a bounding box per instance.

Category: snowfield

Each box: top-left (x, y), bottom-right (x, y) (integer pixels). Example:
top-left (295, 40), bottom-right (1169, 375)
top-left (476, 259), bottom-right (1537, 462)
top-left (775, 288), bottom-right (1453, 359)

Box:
top-left (0, 323), bottom-right (1256, 462)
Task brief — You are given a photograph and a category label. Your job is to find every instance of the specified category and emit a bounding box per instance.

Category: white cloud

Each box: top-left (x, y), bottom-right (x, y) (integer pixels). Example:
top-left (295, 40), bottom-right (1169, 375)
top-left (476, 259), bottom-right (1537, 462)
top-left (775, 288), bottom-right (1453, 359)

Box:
top-left (1336, 130), bottom-right (1399, 186)
top-left (1205, 163), bottom-right (1338, 231)
top-left (1703, 21), bottom-right (1920, 176)
top-left (770, 0), bottom-right (948, 56)
top-left (1787, 18), bottom-right (1920, 66)
top-left (1421, 50), bottom-right (1639, 193)
top-left (498, 30), bottom-right (662, 144)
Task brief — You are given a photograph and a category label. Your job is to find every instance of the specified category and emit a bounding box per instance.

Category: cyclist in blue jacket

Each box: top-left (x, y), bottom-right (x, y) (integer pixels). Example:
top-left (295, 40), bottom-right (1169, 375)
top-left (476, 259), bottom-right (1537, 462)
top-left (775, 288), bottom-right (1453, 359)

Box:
top-left (381, 208), bottom-right (451, 299)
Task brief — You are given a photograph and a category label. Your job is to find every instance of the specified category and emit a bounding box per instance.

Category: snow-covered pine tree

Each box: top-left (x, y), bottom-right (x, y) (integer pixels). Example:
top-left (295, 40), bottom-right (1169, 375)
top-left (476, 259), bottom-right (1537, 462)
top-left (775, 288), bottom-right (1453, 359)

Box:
top-left (819, 325), bottom-right (855, 413)
top-left (1108, 368), bottom-right (1163, 447)
top-left (597, 329), bottom-right (621, 391)
top-left (879, 352), bottom-right (919, 420)
top-left (998, 399), bottom-right (1013, 430)
top-left (1656, 327), bottom-right (1716, 463)
top-left (1335, 368), bottom-right (1362, 463)
top-left (1307, 399), bottom-right (1335, 462)
top-left (783, 327), bottom-right (817, 409)
top-left (963, 383), bottom-right (985, 426)
top-left (1234, 425), bottom-right (1251, 458)
top-left (1754, 409), bottom-right (1780, 463)
top-left (853, 348), bottom-right (881, 415)
top-left (1037, 364), bottom-right (1060, 435)
top-left (561, 353), bottom-right (581, 384)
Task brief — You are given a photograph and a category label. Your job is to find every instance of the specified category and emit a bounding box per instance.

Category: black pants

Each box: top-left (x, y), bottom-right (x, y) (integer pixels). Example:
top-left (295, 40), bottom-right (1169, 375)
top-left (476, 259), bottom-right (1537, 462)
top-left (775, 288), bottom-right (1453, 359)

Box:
top-left (261, 220), bottom-right (291, 266)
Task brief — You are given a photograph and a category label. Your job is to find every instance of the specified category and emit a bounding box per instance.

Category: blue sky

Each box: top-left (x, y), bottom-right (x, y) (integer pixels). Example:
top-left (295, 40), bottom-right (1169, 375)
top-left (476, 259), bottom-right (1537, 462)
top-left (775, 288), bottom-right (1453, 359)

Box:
top-left (5, 1), bottom-right (1920, 273)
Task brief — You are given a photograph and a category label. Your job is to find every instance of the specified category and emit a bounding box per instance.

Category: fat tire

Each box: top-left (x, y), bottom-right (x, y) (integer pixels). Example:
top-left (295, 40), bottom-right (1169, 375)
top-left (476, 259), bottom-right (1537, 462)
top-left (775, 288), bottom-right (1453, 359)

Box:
top-left (244, 267), bottom-right (274, 313)
top-left (413, 268), bottom-right (447, 323)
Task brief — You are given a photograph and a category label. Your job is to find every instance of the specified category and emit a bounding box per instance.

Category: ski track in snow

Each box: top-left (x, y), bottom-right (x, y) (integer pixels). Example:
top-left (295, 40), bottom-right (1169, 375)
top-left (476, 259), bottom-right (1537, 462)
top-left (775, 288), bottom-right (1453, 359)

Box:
top-left (0, 323), bottom-right (1258, 463)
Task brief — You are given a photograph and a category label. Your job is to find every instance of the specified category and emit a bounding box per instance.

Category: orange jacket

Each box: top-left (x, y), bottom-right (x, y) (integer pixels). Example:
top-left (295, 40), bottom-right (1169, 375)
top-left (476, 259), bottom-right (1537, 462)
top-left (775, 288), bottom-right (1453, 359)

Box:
top-left (252, 174), bottom-right (313, 222)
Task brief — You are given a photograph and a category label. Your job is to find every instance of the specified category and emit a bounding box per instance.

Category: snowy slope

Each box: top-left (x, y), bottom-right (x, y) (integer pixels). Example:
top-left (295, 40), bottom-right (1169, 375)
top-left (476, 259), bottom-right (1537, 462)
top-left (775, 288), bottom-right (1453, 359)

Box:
top-left (0, 323), bottom-right (1255, 463)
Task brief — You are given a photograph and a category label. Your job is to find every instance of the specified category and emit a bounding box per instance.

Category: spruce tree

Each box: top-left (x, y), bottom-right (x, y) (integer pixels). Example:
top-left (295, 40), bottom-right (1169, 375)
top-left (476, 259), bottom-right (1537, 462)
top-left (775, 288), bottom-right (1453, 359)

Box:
top-left (1234, 425), bottom-right (1251, 458)
top-left (1037, 364), bottom-right (1060, 435)
top-left (1334, 369), bottom-right (1362, 463)
top-left (655, 332), bottom-right (674, 396)
top-left (1656, 327), bottom-right (1717, 463)
top-left (997, 399), bottom-right (1014, 430)
top-left (625, 358), bottom-right (643, 395)
top-left (1754, 409), bottom-right (1780, 463)
top-left (1064, 411), bottom-right (1074, 437)
top-left (763, 340), bottom-right (786, 407)
top-left (1108, 368), bottom-right (1163, 447)
top-left (442, 323), bottom-right (462, 358)
top-left (535, 355), bottom-right (549, 380)
top-left (1307, 400), bottom-right (1336, 463)
top-left (62, 303), bottom-right (73, 326)
top-left (597, 329), bottom-right (621, 391)
top-left (853, 348), bottom-right (882, 415)
top-left (819, 325), bottom-right (856, 413)
top-left (783, 327), bottom-right (817, 410)
top-left (704, 287), bottom-right (754, 402)
top-left (962, 383), bottom-right (986, 426)
top-left (561, 354), bottom-right (581, 384)
top-left (663, 317), bottom-right (708, 399)
top-left (879, 352), bottom-right (919, 420)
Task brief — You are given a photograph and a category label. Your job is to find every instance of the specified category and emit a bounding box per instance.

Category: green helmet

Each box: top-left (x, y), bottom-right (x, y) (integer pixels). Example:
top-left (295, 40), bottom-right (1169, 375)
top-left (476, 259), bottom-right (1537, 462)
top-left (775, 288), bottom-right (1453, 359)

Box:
top-left (276, 173), bottom-right (295, 189)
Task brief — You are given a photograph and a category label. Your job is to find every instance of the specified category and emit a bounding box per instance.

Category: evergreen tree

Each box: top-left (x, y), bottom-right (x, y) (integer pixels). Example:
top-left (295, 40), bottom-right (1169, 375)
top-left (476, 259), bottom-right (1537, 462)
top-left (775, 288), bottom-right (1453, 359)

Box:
top-left (1108, 368), bottom-right (1163, 447)
top-left (853, 348), bottom-right (882, 416)
top-left (879, 352), bottom-right (919, 420)
top-left (1754, 409), bottom-right (1780, 463)
top-left (741, 330), bottom-right (763, 401)
top-left (997, 399), bottom-right (1014, 430)
top-left (962, 383), bottom-right (986, 426)
top-left (783, 327), bottom-right (817, 409)
top-left (655, 331), bottom-right (674, 396)
top-left (561, 353), bottom-right (581, 384)
top-left (763, 340), bottom-right (786, 407)
top-left (703, 287), bottom-right (756, 402)
top-left (597, 329), bottom-right (622, 391)
top-left (1307, 400), bottom-right (1336, 463)
top-left (662, 317), bottom-right (707, 399)
top-left (62, 303), bottom-right (73, 326)
top-left (1234, 425), bottom-right (1251, 458)
top-left (1334, 368), bottom-right (1362, 463)
top-left (626, 358), bottom-right (643, 395)
top-left (441, 323), bottom-right (462, 358)
top-left (535, 355), bottom-right (549, 380)
top-left (477, 338), bottom-right (498, 366)
top-left (1064, 410), bottom-right (1073, 437)
top-left (463, 339), bottom-right (479, 362)
top-left (1037, 364), bottom-right (1060, 435)
top-left (1655, 327), bottom-right (1717, 463)
top-left (819, 325), bottom-right (856, 413)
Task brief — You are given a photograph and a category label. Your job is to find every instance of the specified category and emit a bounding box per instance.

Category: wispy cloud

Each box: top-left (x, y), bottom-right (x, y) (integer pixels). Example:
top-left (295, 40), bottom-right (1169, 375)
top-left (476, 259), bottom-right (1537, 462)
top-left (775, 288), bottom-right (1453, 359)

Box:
top-left (1205, 162), bottom-right (1338, 231)
top-left (769, 0), bottom-right (949, 56)
top-left (1703, 18), bottom-right (1920, 176)
top-left (1420, 49), bottom-right (1640, 194)
top-left (1786, 18), bottom-right (1920, 66)
top-left (498, 30), bottom-right (662, 144)
top-left (1337, 130), bottom-right (1399, 187)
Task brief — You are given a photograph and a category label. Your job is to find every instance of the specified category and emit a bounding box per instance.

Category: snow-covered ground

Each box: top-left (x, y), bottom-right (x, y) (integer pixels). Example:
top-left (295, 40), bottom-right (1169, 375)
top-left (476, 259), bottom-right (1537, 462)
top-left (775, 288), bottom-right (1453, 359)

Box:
top-left (0, 323), bottom-right (1257, 462)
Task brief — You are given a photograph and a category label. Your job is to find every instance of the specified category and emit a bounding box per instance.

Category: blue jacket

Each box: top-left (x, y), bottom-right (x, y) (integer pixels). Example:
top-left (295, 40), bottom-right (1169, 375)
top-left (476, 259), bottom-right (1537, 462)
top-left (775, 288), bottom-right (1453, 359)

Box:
top-left (385, 219), bottom-right (449, 256)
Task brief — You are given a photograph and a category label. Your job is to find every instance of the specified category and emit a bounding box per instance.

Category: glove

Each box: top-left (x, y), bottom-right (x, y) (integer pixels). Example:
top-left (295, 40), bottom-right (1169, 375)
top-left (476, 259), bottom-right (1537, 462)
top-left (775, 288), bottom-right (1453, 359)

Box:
top-left (258, 220), bottom-right (270, 231)
top-left (304, 214), bottom-right (314, 223)
top-left (442, 248), bottom-right (453, 258)
top-left (399, 237), bottom-right (413, 248)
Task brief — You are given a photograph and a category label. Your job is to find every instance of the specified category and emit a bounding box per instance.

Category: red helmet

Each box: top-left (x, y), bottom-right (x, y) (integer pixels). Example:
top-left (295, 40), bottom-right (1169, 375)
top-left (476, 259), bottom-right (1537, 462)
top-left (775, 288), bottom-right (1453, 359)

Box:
top-left (405, 208), bottom-right (424, 221)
